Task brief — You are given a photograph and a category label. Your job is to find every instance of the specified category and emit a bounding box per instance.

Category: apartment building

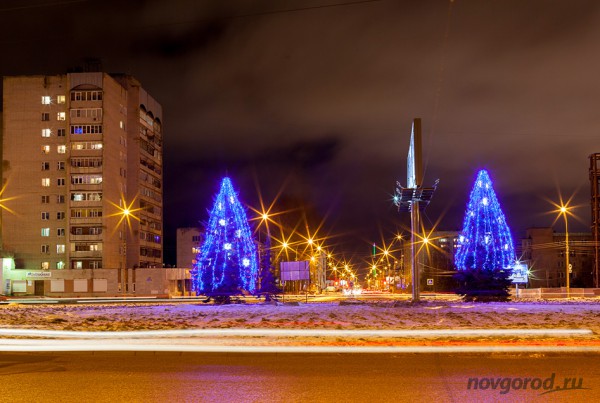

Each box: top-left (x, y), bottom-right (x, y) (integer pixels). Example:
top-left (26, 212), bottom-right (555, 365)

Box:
top-left (521, 227), bottom-right (594, 288)
top-left (0, 72), bottom-right (163, 295)
top-left (176, 227), bottom-right (202, 269)
top-left (590, 153), bottom-right (600, 287)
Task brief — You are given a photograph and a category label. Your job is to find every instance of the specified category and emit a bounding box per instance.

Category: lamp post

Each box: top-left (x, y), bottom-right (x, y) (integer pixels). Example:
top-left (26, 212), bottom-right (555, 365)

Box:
top-left (559, 205), bottom-right (570, 298)
top-left (260, 213), bottom-right (272, 292)
top-left (109, 196), bottom-right (139, 297)
top-left (121, 208), bottom-right (130, 296)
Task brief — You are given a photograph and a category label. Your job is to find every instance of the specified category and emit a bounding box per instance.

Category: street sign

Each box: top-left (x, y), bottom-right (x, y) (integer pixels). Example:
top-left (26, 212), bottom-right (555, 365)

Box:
top-left (510, 263), bottom-right (528, 284)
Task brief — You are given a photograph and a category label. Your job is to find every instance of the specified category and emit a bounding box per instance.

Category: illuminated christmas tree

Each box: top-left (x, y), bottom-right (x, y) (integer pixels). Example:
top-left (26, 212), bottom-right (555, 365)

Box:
top-left (454, 170), bottom-right (516, 271)
top-left (191, 177), bottom-right (258, 295)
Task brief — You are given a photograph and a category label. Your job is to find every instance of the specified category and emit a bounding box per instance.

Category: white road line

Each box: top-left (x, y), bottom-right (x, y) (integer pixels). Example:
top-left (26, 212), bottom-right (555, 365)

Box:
top-left (0, 340), bottom-right (598, 354)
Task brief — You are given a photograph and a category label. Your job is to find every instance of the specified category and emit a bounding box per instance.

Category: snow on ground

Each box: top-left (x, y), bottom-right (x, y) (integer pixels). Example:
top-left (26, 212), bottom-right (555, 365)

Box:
top-left (0, 300), bottom-right (599, 336)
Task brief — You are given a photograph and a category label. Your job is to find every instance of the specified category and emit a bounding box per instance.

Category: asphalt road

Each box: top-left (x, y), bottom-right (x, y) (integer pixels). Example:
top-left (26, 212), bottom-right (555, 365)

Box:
top-left (0, 352), bottom-right (598, 402)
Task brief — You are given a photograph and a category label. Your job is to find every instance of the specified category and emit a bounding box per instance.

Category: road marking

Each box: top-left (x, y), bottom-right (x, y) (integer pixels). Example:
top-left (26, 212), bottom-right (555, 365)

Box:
top-left (0, 339), bottom-right (599, 354)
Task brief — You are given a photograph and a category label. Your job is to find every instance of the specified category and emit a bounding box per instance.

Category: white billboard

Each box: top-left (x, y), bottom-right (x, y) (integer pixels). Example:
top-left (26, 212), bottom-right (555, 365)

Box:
top-left (280, 261), bottom-right (310, 281)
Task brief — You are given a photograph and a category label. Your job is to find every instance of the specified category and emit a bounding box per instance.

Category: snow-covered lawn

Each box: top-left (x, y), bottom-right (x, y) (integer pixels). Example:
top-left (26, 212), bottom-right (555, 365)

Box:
top-left (1, 300), bottom-right (599, 335)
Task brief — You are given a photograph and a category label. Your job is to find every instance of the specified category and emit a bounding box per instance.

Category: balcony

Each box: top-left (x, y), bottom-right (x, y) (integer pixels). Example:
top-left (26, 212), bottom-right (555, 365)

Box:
top-left (70, 234), bottom-right (103, 242)
top-left (70, 250), bottom-right (103, 258)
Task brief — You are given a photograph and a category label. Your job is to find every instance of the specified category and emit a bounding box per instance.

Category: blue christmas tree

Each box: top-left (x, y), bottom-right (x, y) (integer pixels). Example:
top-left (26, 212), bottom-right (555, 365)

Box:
top-left (455, 170), bottom-right (516, 271)
top-left (191, 177), bottom-right (259, 295)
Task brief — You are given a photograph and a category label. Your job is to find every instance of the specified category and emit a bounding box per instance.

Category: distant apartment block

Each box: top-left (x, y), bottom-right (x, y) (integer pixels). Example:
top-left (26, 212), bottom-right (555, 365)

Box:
top-left (176, 227), bottom-right (202, 269)
top-left (521, 227), bottom-right (594, 288)
top-left (590, 153), bottom-right (600, 287)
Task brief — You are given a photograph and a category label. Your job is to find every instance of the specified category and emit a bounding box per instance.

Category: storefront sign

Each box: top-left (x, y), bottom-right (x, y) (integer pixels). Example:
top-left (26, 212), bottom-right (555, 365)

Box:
top-left (26, 272), bottom-right (52, 278)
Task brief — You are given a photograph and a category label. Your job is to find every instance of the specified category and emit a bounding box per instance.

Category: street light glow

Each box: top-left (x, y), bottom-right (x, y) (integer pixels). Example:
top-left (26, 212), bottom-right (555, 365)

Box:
top-left (557, 202), bottom-right (572, 297)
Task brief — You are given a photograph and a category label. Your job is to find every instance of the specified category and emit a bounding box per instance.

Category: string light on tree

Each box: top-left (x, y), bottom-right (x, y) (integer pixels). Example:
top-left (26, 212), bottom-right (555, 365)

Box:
top-left (191, 177), bottom-right (259, 295)
top-left (454, 169), bottom-right (516, 271)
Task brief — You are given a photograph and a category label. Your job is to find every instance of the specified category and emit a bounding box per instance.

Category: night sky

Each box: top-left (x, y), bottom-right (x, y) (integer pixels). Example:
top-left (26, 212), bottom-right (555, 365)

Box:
top-left (1, 0), bottom-right (598, 265)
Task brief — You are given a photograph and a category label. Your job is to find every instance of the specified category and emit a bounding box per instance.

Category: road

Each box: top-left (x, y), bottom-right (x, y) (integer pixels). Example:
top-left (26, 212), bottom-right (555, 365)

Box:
top-left (1, 352), bottom-right (598, 402)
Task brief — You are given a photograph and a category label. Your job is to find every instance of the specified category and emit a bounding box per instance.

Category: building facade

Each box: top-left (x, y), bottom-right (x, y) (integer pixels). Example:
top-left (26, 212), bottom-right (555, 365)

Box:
top-left (421, 230), bottom-right (460, 291)
top-left (590, 153), bottom-right (600, 287)
top-left (521, 227), bottom-right (594, 288)
top-left (176, 227), bottom-right (202, 269)
top-left (0, 73), bottom-right (163, 295)
top-left (387, 230), bottom-right (459, 293)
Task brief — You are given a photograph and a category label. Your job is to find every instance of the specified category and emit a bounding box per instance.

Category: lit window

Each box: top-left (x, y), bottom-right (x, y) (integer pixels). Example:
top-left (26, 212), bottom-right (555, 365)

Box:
top-left (41, 261), bottom-right (50, 270)
top-left (57, 112), bottom-right (66, 121)
top-left (42, 96), bottom-right (51, 105)
top-left (42, 178), bottom-right (50, 187)
top-left (42, 128), bottom-right (51, 137)
top-left (41, 228), bottom-right (50, 237)
top-left (57, 145), bottom-right (66, 154)
top-left (57, 95), bottom-right (66, 104)
top-left (120, 121), bottom-right (124, 129)
top-left (56, 261), bottom-right (65, 270)
top-left (42, 145), bottom-right (50, 154)
top-left (74, 261), bottom-right (83, 269)
top-left (57, 245), bottom-right (65, 254)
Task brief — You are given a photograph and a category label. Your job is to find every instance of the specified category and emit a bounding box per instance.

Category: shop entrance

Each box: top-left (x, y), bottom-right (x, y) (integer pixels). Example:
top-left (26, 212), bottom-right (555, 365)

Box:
top-left (34, 280), bottom-right (45, 296)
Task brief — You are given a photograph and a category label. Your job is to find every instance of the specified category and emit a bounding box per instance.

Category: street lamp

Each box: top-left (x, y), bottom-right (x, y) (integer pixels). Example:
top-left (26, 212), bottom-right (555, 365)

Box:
top-left (258, 212), bottom-right (273, 292)
top-left (559, 205), bottom-right (570, 297)
top-left (121, 209), bottom-right (129, 294)
top-left (108, 196), bottom-right (140, 296)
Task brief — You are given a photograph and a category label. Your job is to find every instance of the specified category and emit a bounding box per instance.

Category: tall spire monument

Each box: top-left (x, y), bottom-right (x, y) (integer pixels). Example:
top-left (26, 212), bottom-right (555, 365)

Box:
top-left (394, 119), bottom-right (438, 302)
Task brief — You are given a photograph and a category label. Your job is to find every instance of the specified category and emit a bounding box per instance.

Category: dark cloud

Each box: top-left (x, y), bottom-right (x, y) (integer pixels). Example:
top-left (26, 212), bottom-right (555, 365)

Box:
top-left (131, 20), bottom-right (228, 58)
